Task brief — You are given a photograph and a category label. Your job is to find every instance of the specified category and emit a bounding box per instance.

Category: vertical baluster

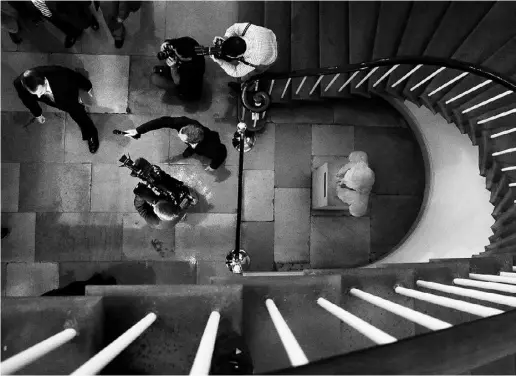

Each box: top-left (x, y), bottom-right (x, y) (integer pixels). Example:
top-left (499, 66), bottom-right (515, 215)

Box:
top-left (190, 311), bottom-right (220, 376)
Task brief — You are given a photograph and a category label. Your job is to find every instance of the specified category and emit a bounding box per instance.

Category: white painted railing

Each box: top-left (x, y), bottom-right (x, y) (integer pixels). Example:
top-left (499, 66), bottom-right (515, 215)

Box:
top-left (453, 278), bottom-right (516, 294)
top-left (317, 298), bottom-right (397, 345)
top-left (265, 299), bottom-right (309, 367)
top-left (71, 312), bottom-right (157, 375)
top-left (410, 67), bottom-right (446, 91)
top-left (445, 80), bottom-right (492, 104)
top-left (339, 71), bottom-right (359, 92)
top-left (470, 273), bottom-right (516, 285)
top-left (500, 272), bottom-right (516, 278)
top-left (190, 311), bottom-right (220, 376)
top-left (394, 286), bottom-right (504, 317)
top-left (349, 288), bottom-right (452, 330)
top-left (1, 328), bottom-right (78, 375)
top-left (428, 72), bottom-right (469, 96)
top-left (392, 65), bottom-right (422, 87)
top-left (373, 65), bottom-right (400, 87)
top-left (462, 90), bottom-right (513, 113)
top-left (478, 108), bottom-right (516, 124)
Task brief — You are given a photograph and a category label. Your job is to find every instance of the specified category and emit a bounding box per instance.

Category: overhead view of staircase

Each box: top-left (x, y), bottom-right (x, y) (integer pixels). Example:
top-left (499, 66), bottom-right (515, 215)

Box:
top-left (2, 1), bottom-right (516, 375)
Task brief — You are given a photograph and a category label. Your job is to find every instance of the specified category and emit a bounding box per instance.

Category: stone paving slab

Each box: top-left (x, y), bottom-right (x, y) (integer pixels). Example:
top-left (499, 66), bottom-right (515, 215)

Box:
top-left (333, 98), bottom-right (408, 128)
top-left (17, 17), bottom-right (83, 54)
top-left (243, 123), bottom-right (275, 170)
top-left (1, 163), bottom-right (20, 212)
top-left (274, 188), bottom-right (311, 263)
top-left (19, 163), bottom-right (91, 212)
top-left (1, 112), bottom-right (65, 163)
top-left (1, 213), bottom-right (36, 262)
top-left (175, 213), bottom-right (237, 262)
top-left (91, 163), bottom-right (139, 212)
top-left (122, 213), bottom-right (176, 261)
top-left (5, 262), bottom-right (59, 297)
top-left (275, 124), bottom-right (312, 188)
top-left (243, 170), bottom-right (274, 221)
top-left (196, 260), bottom-right (233, 284)
top-left (48, 53), bottom-right (130, 114)
top-left (312, 124), bottom-right (354, 156)
top-left (80, 1), bottom-right (166, 56)
top-left (35, 212), bottom-right (123, 262)
top-left (310, 216), bottom-right (370, 268)
top-left (1, 263), bottom-right (6, 296)
top-left (241, 221), bottom-right (275, 271)
top-left (65, 114), bottom-right (170, 163)
top-left (1, 29), bottom-right (17, 52)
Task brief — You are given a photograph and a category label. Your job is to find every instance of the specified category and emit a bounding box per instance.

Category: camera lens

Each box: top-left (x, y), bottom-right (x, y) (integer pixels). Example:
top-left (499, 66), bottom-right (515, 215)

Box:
top-left (157, 51), bottom-right (167, 60)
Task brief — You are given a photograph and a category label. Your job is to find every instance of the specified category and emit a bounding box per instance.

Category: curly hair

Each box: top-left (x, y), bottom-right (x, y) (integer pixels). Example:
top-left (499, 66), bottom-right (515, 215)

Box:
top-left (154, 200), bottom-right (180, 221)
top-left (180, 124), bottom-right (204, 144)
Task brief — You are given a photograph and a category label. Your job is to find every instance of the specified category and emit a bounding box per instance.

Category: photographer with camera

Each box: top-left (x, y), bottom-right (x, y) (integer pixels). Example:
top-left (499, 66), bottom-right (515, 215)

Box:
top-left (211, 23), bottom-right (277, 81)
top-left (123, 116), bottom-right (228, 172)
top-left (151, 36), bottom-right (205, 102)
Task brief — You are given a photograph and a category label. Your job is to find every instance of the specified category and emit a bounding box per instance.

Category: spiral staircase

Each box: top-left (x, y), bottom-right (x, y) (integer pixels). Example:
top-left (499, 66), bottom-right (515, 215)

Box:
top-left (2, 1), bottom-right (516, 375)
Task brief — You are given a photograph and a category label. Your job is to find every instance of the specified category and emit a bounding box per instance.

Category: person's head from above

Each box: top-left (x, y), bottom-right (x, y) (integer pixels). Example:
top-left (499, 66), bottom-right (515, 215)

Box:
top-left (221, 36), bottom-right (247, 59)
top-left (348, 151), bottom-right (369, 165)
top-left (169, 37), bottom-right (196, 62)
top-left (21, 70), bottom-right (47, 98)
top-left (178, 124), bottom-right (204, 144)
top-left (153, 200), bottom-right (180, 221)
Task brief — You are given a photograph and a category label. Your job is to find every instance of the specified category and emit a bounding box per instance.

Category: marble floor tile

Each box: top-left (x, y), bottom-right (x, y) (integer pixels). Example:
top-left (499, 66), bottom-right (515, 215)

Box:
top-left (1, 112), bottom-right (65, 163)
top-left (275, 124), bottom-right (312, 188)
top-left (243, 123), bottom-right (275, 170)
top-left (1, 263), bottom-right (6, 296)
top-left (354, 127), bottom-right (426, 195)
top-left (91, 163), bottom-right (139, 212)
top-left (175, 213), bottom-right (237, 261)
top-left (1, 29), bottom-right (18, 52)
top-left (196, 261), bottom-right (233, 284)
top-left (1, 213), bottom-right (36, 262)
top-left (310, 216), bottom-right (370, 268)
top-left (1, 52), bottom-right (51, 112)
top-left (161, 164), bottom-right (238, 213)
top-left (312, 124), bottom-right (354, 156)
top-left (122, 213), bottom-right (176, 261)
top-left (370, 195), bottom-right (423, 247)
top-left (65, 114), bottom-right (170, 163)
top-left (274, 188), bottom-right (311, 263)
top-left (35, 212), bottom-right (123, 261)
top-left (19, 163), bottom-right (91, 212)
top-left (59, 261), bottom-right (197, 286)
top-left (48, 53), bottom-right (130, 114)
top-left (243, 170), bottom-right (274, 221)
top-left (241, 222), bottom-right (275, 271)
top-left (5, 262), bottom-right (59, 297)
top-left (333, 98), bottom-right (408, 128)
top-left (80, 1), bottom-right (166, 56)
top-left (17, 18), bottom-right (82, 54)
top-left (1, 163), bottom-right (20, 212)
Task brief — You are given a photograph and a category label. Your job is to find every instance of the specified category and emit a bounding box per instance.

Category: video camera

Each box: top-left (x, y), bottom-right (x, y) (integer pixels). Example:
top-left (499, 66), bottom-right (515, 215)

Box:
top-left (119, 154), bottom-right (194, 210)
top-left (157, 43), bottom-right (177, 61)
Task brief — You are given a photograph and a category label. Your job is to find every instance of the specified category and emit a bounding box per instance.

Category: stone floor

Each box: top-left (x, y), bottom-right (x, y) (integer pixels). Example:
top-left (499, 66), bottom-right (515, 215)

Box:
top-left (0, 1), bottom-right (425, 296)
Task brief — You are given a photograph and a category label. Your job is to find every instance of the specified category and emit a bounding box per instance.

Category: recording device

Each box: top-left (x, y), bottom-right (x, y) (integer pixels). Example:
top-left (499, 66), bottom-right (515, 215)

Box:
top-left (113, 129), bottom-right (140, 139)
top-left (194, 38), bottom-right (224, 58)
top-left (157, 43), bottom-right (177, 61)
top-left (119, 154), bottom-right (193, 210)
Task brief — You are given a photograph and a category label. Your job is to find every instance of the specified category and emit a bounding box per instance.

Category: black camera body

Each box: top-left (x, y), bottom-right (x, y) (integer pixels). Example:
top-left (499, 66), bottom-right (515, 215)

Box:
top-left (194, 39), bottom-right (234, 63)
top-left (119, 154), bottom-right (193, 210)
top-left (157, 43), bottom-right (176, 61)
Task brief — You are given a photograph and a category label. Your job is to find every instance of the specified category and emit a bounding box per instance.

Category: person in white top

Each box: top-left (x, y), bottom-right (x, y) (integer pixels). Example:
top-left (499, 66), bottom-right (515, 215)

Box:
top-left (211, 22), bottom-right (278, 80)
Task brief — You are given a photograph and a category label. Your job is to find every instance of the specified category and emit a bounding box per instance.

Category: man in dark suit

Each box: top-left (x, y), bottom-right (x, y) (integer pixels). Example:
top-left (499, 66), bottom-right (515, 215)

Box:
top-left (96, 0), bottom-right (141, 48)
top-left (124, 116), bottom-right (227, 171)
top-left (13, 66), bottom-right (100, 153)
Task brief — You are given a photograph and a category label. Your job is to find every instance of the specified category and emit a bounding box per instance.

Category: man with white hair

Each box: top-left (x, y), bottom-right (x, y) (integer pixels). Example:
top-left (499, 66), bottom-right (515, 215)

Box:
top-left (335, 151), bottom-right (375, 217)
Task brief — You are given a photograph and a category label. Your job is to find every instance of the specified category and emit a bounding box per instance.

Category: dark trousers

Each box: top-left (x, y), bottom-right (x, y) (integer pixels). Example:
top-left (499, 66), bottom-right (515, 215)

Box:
top-left (47, 14), bottom-right (82, 37)
top-left (68, 105), bottom-right (98, 140)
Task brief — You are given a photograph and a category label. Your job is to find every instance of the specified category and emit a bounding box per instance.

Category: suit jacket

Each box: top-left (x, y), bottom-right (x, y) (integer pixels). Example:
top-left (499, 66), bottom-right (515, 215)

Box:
top-left (13, 65), bottom-right (93, 117)
top-left (97, 1), bottom-right (141, 21)
top-left (136, 116), bottom-right (228, 169)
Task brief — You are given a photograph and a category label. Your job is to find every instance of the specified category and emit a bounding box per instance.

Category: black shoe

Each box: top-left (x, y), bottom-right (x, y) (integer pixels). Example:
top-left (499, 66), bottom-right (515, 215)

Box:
top-left (182, 148), bottom-right (194, 158)
top-left (91, 16), bottom-right (99, 31)
top-left (153, 65), bottom-right (166, 75)
top-left (88, 136), bottom-right (99, 153)
top-left (228, 82), bottom-right (242, 92)
top-left (65, 35), bottom-right (77, 48)
top-left (1, 228), bottom-right (10, 239)
top-left (8, 32), bottom-right (22, 45)
top-left (114, 38), bottom-right (124, 48)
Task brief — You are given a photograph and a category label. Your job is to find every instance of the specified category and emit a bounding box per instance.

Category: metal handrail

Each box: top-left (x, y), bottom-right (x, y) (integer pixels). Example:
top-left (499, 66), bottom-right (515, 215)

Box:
top-left (243, 55), bottom-right (516, 92)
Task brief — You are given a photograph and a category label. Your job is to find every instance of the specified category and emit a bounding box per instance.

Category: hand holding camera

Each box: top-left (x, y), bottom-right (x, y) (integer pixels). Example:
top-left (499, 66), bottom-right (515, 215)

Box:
top-left (212, 36), bottom-right (225, 46)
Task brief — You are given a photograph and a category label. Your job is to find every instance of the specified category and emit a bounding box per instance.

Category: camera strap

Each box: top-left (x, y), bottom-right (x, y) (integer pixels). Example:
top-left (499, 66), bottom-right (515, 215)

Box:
top-left (235, 23), bottom-right (260, 68)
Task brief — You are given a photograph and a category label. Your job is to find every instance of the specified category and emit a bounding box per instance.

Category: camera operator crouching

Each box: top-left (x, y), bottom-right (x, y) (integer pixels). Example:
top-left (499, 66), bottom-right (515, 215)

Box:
top-left (151, 37), bottom-right (205, 102)
top-left (127, 157), bottom-right (198, 228)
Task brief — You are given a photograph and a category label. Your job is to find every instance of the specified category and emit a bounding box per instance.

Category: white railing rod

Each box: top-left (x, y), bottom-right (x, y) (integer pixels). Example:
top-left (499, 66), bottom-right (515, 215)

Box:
top-left (1, 328), bottom-right (77, 375)
top-left (500, 272), bottom-right (516, 278)
top-left (324, 73), bottom-right (341, 91)
top-left (462, 90), bottom-right (513, 114)
top-left (478, 108), bottom-right (516, 124)
top-left (317, 297), bottom-right (397, 345)
top-left (428, 72), bottom-right (469, 96)
top-left (492, 147), bottom-right (516, 157)
top-left (338, 71), bottom-right (359, 92)
top-left (280, 77), bottom-right (292, 99)
top-left (501, 166), bottom-right (516, 172)
top-left (410, 67), bottom-right (446, 91)
top-left (373, 65), bottom-right (400, 88)
top-left (491, 127), bottom-right (516, 139)
top-left (261, 79), bottom-right (275, 119)
top-left (295, 76), bottom-right (308, 95)
top-left (349, 288), bottom-right (452, 331)
top-left (513, 266), bottom-right (516, 272)
top-left (189, 311), bottom-right (221, 376)
top-left (394, 286), bottom-right (504, 317)
top-left (265, 299), bottom-right (308, 367)
top-left (417, 280), bottom-right (516, 307)
top-left (355, 67), bottom-right (378, 88)
top-left (309, 75), bottom-right (324, 95)
top-left (445, 80), bottom-right (492, 104)
top-left (453, 278), bottom-right (516, 294)
top-left (71, 312), bottom-right (157, 375)
top-left (392, 64), bottom-right (422, 88)
top-left (509, 183), bottom-right (516, 187)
